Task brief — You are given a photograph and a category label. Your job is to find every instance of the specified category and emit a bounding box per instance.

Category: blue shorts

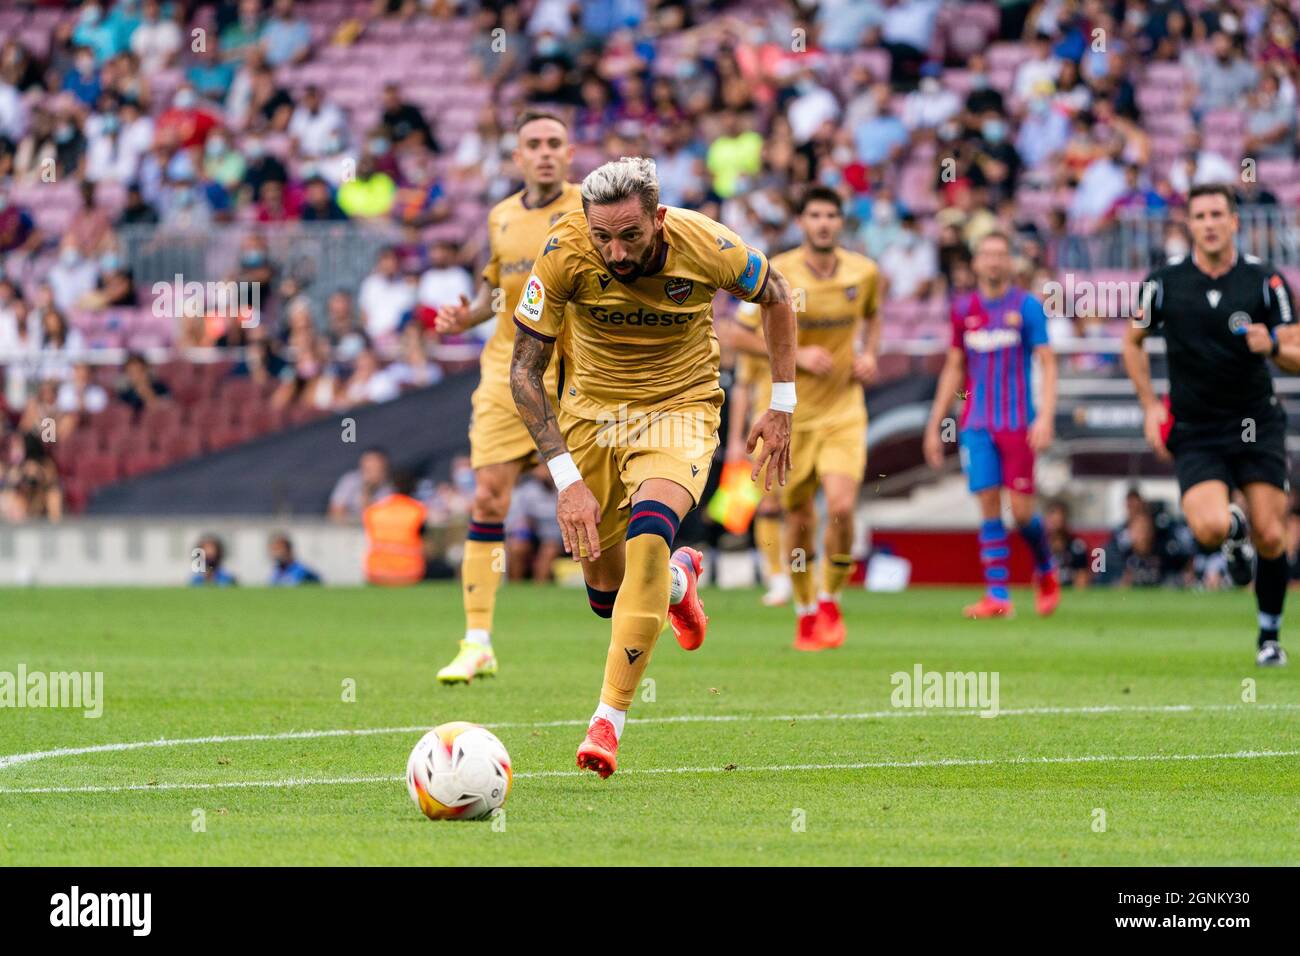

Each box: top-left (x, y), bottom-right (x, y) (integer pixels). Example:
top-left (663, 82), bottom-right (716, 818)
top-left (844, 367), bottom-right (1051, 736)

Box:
top-left (959, 427), bottom-right (1036, 494)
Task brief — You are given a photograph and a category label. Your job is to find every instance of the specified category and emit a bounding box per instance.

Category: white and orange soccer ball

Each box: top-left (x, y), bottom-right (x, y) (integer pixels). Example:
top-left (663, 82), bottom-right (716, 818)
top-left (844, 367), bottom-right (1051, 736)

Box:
top-left (406, 722), bottom-right (512, 820)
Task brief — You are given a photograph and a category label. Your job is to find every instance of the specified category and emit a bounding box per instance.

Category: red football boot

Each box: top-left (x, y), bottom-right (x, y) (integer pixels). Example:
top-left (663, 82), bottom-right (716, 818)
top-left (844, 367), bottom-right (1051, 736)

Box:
top-left (666, 547), bottom-right (708, 651)
top-left (963, 594), bottom-right (1015, 619)
top-left (1034, 568), bottom-right (1061, 617)
top-left (815, 598), bottom-right (846, 648)
top-left (793, 612), bottom-right (823, 651)
top-left (576, 717), bottom-right (619, 779)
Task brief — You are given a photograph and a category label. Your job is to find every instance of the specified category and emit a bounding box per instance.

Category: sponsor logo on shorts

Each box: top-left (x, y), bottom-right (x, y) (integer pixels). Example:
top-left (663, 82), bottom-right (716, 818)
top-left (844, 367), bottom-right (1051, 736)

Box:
top-left (520, 274), bottom-right (545, 321)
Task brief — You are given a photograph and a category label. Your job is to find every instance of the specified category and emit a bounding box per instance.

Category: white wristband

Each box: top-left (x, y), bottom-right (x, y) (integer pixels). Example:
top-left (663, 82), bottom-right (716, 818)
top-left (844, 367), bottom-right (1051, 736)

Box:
top-left (769, 381), bottom-right (797, 413)
top-left (547, 452), bottom-right (582, 491)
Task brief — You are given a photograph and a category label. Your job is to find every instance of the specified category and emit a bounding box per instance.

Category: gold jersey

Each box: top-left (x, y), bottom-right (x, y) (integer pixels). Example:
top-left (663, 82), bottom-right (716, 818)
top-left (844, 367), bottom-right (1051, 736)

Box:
top-left (514, 205), bottom-right (772, 420)
top-left (736, 246), bottom-right (879, 429)
top-left (478, 182), bottom-right (583, 405)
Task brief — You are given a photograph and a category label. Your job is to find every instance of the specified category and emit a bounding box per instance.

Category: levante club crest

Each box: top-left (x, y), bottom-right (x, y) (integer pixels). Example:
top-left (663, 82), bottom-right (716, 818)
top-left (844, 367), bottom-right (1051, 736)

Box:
top-left (665, 277), bottom-right (694, 304)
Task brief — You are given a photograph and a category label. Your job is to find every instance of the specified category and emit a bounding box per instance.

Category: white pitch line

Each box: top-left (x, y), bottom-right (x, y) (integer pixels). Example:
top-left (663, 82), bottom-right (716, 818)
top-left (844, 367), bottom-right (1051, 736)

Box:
top-left (2, 702), bottom-right (1297, 773)
top-left (2, 749), bottom-right (1298, 795)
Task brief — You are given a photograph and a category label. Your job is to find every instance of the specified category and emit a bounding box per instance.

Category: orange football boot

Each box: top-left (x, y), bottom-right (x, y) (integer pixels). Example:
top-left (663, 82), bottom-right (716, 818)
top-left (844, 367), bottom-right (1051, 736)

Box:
top-left (815, 599), bottom-right (846, 648)
top-left (794, 612), bottom-right (823, 651)
top-left (1034, 568), bottom-right (1061, 617)
top-left (963, 594), bottom-right (1015, 619)
top-left (576, 717), bottom-right (619, 779)
top-left (666, 547), bottom-right (708, 651)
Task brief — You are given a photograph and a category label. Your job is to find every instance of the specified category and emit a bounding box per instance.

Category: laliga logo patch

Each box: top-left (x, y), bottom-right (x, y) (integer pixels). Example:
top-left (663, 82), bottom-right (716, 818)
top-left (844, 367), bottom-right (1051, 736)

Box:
top-left (845, 286), bottom-right (858, 301)
top-left (1228, 311), bottom-right (1251, 335)
top-left (520, 275), bottom-right (545, 321)
top-left (665, 277), bottom-right (694, 304)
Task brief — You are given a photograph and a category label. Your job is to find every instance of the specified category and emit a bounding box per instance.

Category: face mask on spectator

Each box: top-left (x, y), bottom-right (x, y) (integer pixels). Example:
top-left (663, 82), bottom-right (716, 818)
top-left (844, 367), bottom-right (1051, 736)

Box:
top-left (0, 196), bottom-right (9, 212)
top-left (100, 254), bottom-right (121, 272)
top-left (873, 201), bottom-right (896, 224)
top-left (969, 74), bottom-right (988, 90)
top-left (206, 137), bottom-right (227, 157)
top-left (241, 251), bottom-right (267, 268)
top-left (60, 247), bottom-right (80, 265)
top-left (920, 77), bottom-right (939, 95)
top-left (102, 114), bottom-right (120, 133)
top-left (246, 141), bottom-right (265, 159)
top-left (55, 125), bottom-right (74, 144)
top-left (369, 138), bottom-right (390, 156)
top-left (1165, 236), bottom-right (1189, 258)
top-left (174, 89), bottom-right (197, 109)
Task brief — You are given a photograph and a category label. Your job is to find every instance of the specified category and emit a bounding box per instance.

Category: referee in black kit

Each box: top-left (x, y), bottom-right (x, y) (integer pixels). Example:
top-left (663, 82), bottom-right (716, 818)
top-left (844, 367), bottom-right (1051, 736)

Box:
top-left (1123, 183), bottom-right (1300, 667)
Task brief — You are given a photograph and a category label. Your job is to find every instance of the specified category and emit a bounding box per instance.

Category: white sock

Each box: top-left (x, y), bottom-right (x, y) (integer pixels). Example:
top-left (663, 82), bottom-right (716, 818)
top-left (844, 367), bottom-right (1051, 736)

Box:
top-left (592, 702), bottom-right (626, 740)
top-left (466, 628), bottom-right (491, 649)
top-left (795, 602), bottom-right (818, 617)
top-left (817, 591), bottom-right (838, 604)
top-left (668, 561), bottom-right (688, 605)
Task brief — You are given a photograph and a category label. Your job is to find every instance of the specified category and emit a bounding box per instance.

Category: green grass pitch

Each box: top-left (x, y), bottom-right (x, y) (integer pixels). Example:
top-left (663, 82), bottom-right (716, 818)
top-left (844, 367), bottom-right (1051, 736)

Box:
top-left (1, 585), bottom-right (1296, 866)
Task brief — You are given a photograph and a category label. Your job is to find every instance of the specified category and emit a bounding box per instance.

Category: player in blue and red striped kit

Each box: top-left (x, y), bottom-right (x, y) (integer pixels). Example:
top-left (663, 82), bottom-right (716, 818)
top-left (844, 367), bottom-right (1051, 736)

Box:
top-left (924, 231), bottom-right (1061, 619)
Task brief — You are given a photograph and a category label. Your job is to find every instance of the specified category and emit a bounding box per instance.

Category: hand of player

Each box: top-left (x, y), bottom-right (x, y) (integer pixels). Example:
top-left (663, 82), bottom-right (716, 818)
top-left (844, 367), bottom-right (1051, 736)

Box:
top-left (1142, 401), bottom-right (1172, 462)
top-left (922, 424), bottom-right (945, 470)
top-left (434, 294), bottom-right (473, 334)
top-left (852, 351), bottom-right (877, 384)
top-left (1027, 416), bottom-right (1054, 452)
top-left (747, 409), bottom-right (792, 491)
top-left (556, 480), bottom-right (602, 561)
top-left (1244, 323), bottom-right (1274, 355)
top-left (796, 345), bottom-right (834, 377)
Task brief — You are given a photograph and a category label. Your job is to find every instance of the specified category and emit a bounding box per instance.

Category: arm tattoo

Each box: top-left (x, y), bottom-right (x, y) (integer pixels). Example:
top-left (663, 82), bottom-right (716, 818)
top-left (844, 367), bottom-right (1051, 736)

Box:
top-left (756, 267), bottom-right (793, 306)
top-left (510, 331), bottom-right (567, 461)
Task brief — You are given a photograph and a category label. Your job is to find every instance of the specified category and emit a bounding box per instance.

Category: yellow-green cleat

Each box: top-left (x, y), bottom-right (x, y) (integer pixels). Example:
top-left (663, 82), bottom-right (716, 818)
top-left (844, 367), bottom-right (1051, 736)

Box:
top-left (436, 640), bottom-right (498, 685)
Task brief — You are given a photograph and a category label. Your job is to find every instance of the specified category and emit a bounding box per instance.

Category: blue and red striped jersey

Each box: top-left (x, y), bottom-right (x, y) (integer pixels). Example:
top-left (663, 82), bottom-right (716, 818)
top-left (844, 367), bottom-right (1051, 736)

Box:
top-left (949, 286), bottom-right (1048, 431)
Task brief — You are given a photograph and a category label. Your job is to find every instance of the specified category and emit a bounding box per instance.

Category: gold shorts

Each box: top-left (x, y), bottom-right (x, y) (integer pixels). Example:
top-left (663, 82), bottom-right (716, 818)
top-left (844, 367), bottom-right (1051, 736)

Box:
top-left (561, 400), bottom-right (721, 551)
top-left (468, 385), bottom-right (540, 470)
top-left (759, 415), bottom-right (867, 510)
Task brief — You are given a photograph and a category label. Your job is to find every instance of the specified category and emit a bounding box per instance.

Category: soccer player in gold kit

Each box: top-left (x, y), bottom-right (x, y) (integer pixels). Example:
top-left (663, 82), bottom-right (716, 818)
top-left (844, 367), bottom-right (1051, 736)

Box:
top-left (432, 111), bottom-right (583, 684)
top-left (729, 186), bottom-right (880, 650)
top-left (510, 157), bottom-right (797, 777)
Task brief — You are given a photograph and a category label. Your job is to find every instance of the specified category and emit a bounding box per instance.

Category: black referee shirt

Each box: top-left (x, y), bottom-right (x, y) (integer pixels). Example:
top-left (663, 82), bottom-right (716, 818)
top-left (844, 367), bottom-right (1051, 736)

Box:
top-left (1142, 254), bottom-right (1296, 426)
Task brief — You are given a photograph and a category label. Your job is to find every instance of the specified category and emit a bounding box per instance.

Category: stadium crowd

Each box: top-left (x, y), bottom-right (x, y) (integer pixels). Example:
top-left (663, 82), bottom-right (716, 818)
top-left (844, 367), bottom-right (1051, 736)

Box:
top-left (0, 0), bottom-right (1297, 563)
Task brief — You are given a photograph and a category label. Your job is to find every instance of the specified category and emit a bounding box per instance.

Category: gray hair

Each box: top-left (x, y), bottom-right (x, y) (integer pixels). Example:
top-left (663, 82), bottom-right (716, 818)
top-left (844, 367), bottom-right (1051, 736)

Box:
top-left (581, 157), bottom-right (660, 217)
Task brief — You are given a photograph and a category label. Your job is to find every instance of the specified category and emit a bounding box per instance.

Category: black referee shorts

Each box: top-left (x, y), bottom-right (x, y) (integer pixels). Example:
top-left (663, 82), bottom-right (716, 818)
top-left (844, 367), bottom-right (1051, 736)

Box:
top-left (1167, 406), bottom-right (1290, 496)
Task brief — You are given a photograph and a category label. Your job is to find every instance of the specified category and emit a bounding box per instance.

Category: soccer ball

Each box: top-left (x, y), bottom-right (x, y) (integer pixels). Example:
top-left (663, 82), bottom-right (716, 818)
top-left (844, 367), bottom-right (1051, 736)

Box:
top-left (406, 722), bottom-right (512, 820)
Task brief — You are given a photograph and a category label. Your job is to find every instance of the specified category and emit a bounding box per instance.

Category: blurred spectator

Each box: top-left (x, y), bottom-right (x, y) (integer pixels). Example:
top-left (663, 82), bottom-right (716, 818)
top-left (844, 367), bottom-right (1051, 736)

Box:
top-left (155, 84), bottom-right (220, 150)
top-left (326, 290), bottom-right (368, 364)
top-left (117, 352), bottom-right (171, 413)
top-left (262, 0), bottom-right (312, 68)
top-left (707, 111), bottom-right (762, 199)
top-left (1188, 30), bottom-right (1258, 116)
top-left (879, 212), bottom-right (938, 300)
top-left (852, 84), bottom-right (909, 166)
top-left (190, 533), bottom-right (237, 586)
top-left (383, 322), bottom-right (442, 390)
top-left (301, 175), bottom-right (347, 222)
top-left (1112, 507), bottom-right (1191, 587)
top-left (329, 447), bottom-right (393, 523)
top-left (337, 154), bottom-right (396, 219)
top-left (1044, 499), bottom-right (1092, 588)
top-left (1243, 71), bottom-right (1296, 161)
top-left (381, 82), bottom-right (438, 152)
top-left (506, 463), bottom-right (563, 582)
top-left (56, 361), bottom-right (109, 431)
top-left (339, 346), bottom-right (401, 407)
top-left (881, 0), bottom-right (942, 88)
top-left (289, 85), bottom-right (347, 159)
top-left (116, 182), bottom-right (159, 225)
top-left (267, 532), bottom-right (321, 586)
top-left (1, 432), bottom-right (62, 523)
top-left (203, 130), bottom-right (248, 192)
top-left (130, 0), bottom-right (182, 75)
top-left (902, 63), bottom-right (960, 131)
top-left (416, 241), bottom-right (473, 314)
top-left (362, 469), bottom-right (427, 586)
top-left (228, 337), bottom-right (288, 388)
top-left (358, 247), bottom-right (415, 343)
top-left (48, 237), bottom-right (99, 313)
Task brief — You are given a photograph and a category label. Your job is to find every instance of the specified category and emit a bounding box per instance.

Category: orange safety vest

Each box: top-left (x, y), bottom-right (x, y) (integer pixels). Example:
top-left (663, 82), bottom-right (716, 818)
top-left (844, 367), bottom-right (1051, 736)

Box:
top-left (362, 494), bottom-right (427, 586)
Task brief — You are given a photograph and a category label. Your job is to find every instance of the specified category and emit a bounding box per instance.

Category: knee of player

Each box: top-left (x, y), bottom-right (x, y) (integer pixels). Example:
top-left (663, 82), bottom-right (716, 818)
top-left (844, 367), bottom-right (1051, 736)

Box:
top-left (1252, 524), bottom-right (1286, 559)
top-left (825, 500), bottom-right (856, 527)
top-left (1189, 512), bottom-right (1231, 548)
top-left (471, 484), bottom-right (510, 522)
